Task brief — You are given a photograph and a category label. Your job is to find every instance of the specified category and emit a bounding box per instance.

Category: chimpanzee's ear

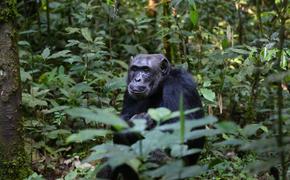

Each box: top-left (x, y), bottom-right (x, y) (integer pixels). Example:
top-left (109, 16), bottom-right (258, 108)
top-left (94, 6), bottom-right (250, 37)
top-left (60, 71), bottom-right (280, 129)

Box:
top-left (159, 55), bottom-right (170, 76)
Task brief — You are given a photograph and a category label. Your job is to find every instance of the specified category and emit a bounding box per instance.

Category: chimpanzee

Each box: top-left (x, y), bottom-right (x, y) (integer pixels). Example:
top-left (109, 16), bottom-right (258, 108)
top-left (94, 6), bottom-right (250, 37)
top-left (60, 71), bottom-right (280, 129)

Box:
top-left (99, 54), bottom-right (205, 179)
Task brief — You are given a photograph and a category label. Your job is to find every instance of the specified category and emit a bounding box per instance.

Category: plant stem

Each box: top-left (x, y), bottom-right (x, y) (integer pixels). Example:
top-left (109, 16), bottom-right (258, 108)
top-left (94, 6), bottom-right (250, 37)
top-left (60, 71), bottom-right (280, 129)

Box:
top-left (46, 0), bottom-right (50, 34)
top-left (274, 0), bottom-right (287, 179)
top-left (256, 0), bottom-right (263, 36)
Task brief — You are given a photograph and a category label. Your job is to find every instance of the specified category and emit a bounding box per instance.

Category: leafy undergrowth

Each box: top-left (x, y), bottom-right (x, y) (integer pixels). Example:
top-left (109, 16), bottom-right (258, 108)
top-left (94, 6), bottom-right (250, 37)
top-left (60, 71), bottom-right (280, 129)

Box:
top-left (17, 0), bottom-right (290, 179)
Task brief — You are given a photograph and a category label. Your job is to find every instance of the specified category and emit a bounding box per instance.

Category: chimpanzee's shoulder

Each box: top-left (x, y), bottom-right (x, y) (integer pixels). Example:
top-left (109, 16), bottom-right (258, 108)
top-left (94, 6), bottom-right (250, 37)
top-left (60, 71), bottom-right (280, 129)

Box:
top-left (166, 68), bottom-right (197, 89)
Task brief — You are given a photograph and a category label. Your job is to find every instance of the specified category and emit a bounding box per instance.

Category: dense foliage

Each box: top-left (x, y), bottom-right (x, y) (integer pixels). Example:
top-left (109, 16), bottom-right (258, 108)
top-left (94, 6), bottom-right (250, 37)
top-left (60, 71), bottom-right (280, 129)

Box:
top-left (15, 0), bottom-right (289, 179)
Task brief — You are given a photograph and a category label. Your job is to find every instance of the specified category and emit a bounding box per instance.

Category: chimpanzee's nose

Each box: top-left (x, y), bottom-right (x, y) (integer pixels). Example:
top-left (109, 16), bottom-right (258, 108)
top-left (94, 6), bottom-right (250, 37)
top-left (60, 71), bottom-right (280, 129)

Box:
top-left (134, 77), bottom-right (141, 82)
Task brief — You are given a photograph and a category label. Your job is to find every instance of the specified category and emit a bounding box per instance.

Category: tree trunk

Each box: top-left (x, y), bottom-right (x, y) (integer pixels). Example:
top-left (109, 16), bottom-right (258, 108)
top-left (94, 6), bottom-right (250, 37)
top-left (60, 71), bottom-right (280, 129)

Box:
top-left (0, 1), bottom-right (31, 179)
top-left (162, 0), bottom-right (173, 62)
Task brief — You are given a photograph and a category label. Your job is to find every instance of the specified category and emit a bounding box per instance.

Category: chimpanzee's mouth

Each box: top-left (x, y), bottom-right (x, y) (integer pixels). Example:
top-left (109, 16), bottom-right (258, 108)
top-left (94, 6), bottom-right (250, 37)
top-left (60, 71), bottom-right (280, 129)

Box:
top-left (128, 86), bottom-right (147, 94)
top-left (128, 89), bottom-right (148, 99)
top-left (129, 89), bottom-right (146, 95)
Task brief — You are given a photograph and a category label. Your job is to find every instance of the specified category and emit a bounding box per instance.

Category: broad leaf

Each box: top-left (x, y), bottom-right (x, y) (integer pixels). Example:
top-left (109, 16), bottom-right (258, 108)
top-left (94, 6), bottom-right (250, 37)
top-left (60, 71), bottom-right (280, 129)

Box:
top-left (148, 107), bottom-right (171, 122)
top-left (66, 129), bottom-right (110, 143)
top-left (41, 47), bottom-right (50, 59)
top-left (200, 88), bottom-right (215, 102)
top-left (81, 28), bottom-right (93, 42)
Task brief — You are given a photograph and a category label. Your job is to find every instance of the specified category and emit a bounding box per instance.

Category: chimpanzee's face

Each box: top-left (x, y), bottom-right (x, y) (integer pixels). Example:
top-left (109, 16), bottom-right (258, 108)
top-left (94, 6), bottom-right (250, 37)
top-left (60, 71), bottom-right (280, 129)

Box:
top-left (127, 54), bottom-right (170, 99)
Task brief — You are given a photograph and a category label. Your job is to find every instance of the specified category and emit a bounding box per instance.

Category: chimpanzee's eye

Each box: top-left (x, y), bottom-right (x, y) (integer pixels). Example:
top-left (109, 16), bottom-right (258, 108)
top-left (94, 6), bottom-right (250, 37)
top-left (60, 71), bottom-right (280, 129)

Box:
top-left (131, 66), bottom-right (138, 71)
top-left (143, 67), bottom-right (150, 72)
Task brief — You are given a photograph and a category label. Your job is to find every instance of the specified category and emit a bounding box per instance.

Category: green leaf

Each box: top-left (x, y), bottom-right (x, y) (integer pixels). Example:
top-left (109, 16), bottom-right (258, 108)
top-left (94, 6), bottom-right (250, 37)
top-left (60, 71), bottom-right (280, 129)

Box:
top-left (106, 0), bottom-right (113, 5)
top-left (18, 40), bottom-right (30, 46)
top-left (65, 107), bottom-right (128, 128)
top-left (66, 129), bottom-right (110, 143)
top-left (126, 158), bottom-right (141, 173)
top-left (65, 27), bottom-right (80, 34)
top-left (46, 129), bottom-right (71, 139)
top-left (64, 170), bottom-right (78, 180)
top-left (122, 44), bottom-right (138, 55)
top-left (48, 50), bottom-right (71, 59)
top-left (25, 172), bottom-right (45, 180)
top-left (200, 88), bottom-right (215, 102)
top-left (189, 7), bottom-right (198, 26)
top-left (214, 138), bottom-right (245, 146)
top-left (165, 108), bottom-right (199, 121)
top-left (221, 39), bottom-right (229, 49)
top-left (22, 93), bottom-right (48, 108)
top-left (105, 77), bottom-right (127, 92)
top-left (145, 160), bottom-right (183, 178)
top-left (158, 116), bottom-right (217, 131)
top-left (43, 105), bottom-right (70, 114)
top-left (187, 0), bottom-right (196, 7)
top-left (242, 124), bottom-right (264, 136)
top-left (280, 51), bottom-right (287, 70)
top-left (20, 68), bottom-right (32, 82)
top-left (168, 165), bottom-right (206, 179)
top-left (81, 28), bottom-right (93, 42)
top-left (230, 48), bottom-right (249, 55)
top-left (65, 40), bottom-right (80, 47)
top-left (148, 107), bottom-right (171, 122)
top-left (41, 47), bottom-right (50, 59)
top-left (215, 121), bottom-right (239, 135)
top-left (186, 129), bottom-right (221, 140)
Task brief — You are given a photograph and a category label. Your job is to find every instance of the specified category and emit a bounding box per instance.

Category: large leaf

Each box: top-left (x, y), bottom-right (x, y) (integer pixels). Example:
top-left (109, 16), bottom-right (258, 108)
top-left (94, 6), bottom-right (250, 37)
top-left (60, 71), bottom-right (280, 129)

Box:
top-left (20, 68), bottom-right (32, 82)
top-left (132, 130), bottom-right (178, 155)
top-left (65, 107), bottom-right (128, 128)
top-left (158, 116), bottom-right (217, 131)
top-left (46, 129), bottom-right (71, 139)
top-left (41, 47), bottom-right (50, 59)
top-left (42, 105), bottom-right (70, 114)
top-left (66, 129), bottom-right (110, 143)
top-left (105, 77), bottom-right (126, 92)
top-left (215, 121), bottom-right (239, 135)
top-left (65, 27), bottom-right (80, 34)
top-left (242, 124), bottom-right (267, 136)
top-left (48, 50), bottom-right (71, 59)
top-left (148, 107), bottom-right (171, 122)
top-left (189, 7), bottom-right (198, 26)
top-left (22, 93), bottom-right (48, 108)
top-left (200, 88), bottom-right (215, 102)
top-left (81, 28), bottom-right (93, 42)
top-left (230, 48), bottom-right (249, 55)
top-left (186, 129), bottom-right (221, 140)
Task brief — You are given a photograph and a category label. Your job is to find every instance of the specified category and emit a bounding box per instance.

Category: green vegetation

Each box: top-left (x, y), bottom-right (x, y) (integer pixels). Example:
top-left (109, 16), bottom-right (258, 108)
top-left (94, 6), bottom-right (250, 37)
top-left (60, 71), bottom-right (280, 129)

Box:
top-left (9, 0), bottom-right (290, 179)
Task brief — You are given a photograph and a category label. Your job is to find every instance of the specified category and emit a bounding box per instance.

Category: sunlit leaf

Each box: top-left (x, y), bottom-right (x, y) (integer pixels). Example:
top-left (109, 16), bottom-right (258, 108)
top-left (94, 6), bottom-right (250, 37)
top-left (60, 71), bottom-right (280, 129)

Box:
top-left (230, 48), bottom-right (249, 55)
top-left (200, 88), bottom-right (215, 102)
top-left (65, 107), bottom-right (128, 128)
top-left (215, 121), bottom-right (239, 135)
top-left (48, 50), bottom-right (71, 59)
top-left (65, 27), bottom-right (80, 34)
top-left (41, 47), bottom-right (50, 59)
top-left (43, 105), bottom-right (70, 114)
top-left (242, 124), bottom-right (263, 136)
top-left (66, 129), bottom-right (110, 143)
top-left (189, 7), bottom-right (198, 26)
top-left (81, 28), bottom-right (93, 42)
top-left (148, 107), bottom-right (172, 122)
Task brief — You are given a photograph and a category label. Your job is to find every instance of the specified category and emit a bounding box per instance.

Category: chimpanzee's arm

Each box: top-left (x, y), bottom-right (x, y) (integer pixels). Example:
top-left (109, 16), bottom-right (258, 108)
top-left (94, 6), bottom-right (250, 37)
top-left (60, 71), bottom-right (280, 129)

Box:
top-left (162, 69), bottom-right (205, 165)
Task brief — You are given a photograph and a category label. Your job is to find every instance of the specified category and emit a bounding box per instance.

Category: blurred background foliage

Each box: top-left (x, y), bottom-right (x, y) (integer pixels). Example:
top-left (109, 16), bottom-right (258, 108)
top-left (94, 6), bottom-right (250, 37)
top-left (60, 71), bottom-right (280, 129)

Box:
top-left (16, 0), bottom-right (289, 179)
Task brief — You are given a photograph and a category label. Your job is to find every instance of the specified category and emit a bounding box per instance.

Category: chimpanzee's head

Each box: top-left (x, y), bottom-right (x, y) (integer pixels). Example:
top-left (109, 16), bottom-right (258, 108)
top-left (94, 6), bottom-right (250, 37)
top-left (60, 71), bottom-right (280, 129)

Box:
top-left (127, 54), bottom-right (171, 99)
